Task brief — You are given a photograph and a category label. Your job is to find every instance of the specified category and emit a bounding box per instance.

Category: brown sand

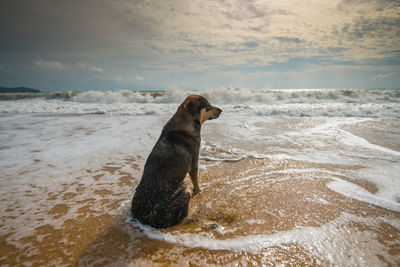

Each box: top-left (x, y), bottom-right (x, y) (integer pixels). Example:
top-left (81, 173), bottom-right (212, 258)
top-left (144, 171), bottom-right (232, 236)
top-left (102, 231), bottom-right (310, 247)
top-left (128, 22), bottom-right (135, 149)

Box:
top-left (1, 155), bottom-right (399, 266)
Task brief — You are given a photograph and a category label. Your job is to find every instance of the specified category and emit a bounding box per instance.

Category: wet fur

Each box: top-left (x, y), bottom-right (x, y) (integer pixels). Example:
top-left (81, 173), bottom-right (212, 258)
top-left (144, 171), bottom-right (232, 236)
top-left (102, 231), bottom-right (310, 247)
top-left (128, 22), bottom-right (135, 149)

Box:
top-left (131, 95), bottom-right (222, 228)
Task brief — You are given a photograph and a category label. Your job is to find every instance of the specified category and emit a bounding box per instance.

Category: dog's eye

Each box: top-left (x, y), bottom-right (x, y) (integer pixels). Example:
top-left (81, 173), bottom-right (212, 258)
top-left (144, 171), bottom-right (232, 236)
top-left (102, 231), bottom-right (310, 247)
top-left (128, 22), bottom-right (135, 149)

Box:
top-left (206, 107), bottom-right (212, 111)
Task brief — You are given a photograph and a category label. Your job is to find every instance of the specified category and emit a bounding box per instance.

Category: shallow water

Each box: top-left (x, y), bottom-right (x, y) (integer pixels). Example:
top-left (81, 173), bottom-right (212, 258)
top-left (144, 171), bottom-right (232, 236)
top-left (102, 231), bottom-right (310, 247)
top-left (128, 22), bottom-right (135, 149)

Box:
top-left (0, 111), bottom-right (399, 266)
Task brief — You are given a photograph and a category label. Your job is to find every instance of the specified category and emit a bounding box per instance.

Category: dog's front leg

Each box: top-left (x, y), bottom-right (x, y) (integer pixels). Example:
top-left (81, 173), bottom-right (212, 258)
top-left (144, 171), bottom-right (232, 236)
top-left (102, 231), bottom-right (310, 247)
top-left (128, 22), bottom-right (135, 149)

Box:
top-left (189, 152), bottom-right (201, 196)
top-left (189, 167), bottom-right (201, 196)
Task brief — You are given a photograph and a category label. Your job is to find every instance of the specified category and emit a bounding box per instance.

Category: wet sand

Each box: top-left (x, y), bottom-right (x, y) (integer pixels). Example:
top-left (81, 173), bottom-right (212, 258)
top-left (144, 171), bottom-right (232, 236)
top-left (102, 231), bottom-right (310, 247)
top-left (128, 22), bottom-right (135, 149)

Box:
top-left (1, 115), bottom-right (400, 266)
top-left (1, 156), bottom-right (399, 266)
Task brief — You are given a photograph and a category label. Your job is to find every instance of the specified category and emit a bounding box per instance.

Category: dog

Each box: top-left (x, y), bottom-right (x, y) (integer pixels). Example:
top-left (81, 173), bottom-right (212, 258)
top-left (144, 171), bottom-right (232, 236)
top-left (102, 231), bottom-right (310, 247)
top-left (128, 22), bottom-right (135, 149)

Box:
top-left (131, 95), bottom-right (222, 228)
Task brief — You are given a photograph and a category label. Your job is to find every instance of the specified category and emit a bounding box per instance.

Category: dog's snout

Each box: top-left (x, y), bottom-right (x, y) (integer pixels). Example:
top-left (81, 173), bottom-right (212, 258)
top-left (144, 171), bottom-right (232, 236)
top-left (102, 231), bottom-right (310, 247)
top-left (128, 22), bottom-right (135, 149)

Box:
top-left (213, 107), bottom-right (222, 119)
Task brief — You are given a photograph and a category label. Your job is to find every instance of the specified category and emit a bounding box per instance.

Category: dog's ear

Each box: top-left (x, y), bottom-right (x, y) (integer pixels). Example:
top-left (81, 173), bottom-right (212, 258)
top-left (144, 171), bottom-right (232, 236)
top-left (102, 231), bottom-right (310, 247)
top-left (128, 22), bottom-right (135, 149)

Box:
top-left (184, 98), bottom-right (199, 116)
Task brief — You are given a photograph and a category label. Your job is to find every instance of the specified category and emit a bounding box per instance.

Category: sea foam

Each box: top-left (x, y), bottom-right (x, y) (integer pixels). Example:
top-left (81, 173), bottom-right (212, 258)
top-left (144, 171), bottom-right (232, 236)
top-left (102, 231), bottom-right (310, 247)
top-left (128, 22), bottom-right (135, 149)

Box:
top-left (1, 88), bottom-right (399, 117)
top-left (69, 88), bottom-right (400, 105)
top-left (128, 213), bottom-right (398, 265)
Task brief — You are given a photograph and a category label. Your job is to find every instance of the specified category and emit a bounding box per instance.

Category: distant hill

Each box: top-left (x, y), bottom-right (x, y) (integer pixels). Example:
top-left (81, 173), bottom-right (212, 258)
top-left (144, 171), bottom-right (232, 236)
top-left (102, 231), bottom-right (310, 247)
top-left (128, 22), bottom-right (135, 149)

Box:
top-left (0, 87), bottom-right (42, 93)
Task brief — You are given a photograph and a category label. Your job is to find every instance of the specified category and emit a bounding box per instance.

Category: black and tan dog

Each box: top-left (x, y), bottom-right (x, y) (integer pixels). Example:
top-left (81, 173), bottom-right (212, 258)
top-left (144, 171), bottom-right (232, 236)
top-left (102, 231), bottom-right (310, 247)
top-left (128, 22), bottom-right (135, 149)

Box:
top-left (131, 95), bottom-right (222, 228)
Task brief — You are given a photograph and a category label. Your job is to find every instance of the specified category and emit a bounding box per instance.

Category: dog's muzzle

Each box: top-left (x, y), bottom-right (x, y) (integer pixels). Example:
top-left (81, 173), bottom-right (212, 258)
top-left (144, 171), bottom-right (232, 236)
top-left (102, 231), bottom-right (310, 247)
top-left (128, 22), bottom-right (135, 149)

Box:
top-left (210, 107), bottom-right (222, 120)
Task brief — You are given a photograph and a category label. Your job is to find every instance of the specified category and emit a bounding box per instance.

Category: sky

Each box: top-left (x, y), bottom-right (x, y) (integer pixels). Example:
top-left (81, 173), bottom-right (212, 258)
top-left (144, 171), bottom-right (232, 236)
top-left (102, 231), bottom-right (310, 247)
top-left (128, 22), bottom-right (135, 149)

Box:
top-left (0, 0), bottom-right (399, 91)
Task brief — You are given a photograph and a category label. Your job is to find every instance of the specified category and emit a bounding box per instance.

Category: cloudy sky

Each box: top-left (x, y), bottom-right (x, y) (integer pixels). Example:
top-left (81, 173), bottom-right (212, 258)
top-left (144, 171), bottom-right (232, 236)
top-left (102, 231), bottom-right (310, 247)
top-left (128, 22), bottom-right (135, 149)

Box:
top-left (0, 0), bottom-right (399, 91)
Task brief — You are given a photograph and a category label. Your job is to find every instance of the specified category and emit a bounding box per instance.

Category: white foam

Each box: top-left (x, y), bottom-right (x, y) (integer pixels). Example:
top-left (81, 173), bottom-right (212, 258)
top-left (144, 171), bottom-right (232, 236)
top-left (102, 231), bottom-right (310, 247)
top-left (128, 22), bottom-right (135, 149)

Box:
top-left (0, 98), bottom-right (177, 115)
top-left (265, 116), bottom-right (400, 206)
top-left (128, 213), bottom-right (398, 265)
top-left (222, 164), bottom-right (400, 212)
top-left (328, 180), bottom-right (400, 212)
top-left (71, 90), bottom-right (155, 104)
top-left (245, 219), bottom-right (266, 225)
top-left (0, 114), bottom-right (160, 180)
top-left (231, 168), bottom-right (339, 185)
top-left (72, 88), bottom-right (400, 105)
top-left (337, 128), bottom-right (400, 156)
top-left (199, 154), bottom-right (266, 162)
top-left (1, 88), bottom-right (399, 117)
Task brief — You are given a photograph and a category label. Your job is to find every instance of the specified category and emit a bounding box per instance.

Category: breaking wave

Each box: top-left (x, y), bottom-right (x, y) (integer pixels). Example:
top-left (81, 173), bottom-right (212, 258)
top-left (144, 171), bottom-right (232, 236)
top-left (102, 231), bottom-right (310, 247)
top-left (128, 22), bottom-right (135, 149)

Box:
top-left (2, 88), bottom-right (400, 104)
top-left (1, 88), bottom-right (399, 117)
top-left (71, 88), bottom-right (400, 105)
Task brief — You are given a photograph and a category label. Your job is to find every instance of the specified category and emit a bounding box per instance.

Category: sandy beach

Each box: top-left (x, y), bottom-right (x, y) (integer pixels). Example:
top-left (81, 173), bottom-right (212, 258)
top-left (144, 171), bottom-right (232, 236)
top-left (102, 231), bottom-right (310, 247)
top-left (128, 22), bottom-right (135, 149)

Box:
top-left (1, 89), bottom-right (400, 266)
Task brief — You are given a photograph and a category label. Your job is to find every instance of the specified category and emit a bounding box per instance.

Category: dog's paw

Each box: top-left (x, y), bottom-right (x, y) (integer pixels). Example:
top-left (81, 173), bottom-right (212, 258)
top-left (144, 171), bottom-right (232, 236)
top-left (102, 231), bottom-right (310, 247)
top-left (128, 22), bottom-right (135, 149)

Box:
top-left (192, 188), bottom-right (202, 196)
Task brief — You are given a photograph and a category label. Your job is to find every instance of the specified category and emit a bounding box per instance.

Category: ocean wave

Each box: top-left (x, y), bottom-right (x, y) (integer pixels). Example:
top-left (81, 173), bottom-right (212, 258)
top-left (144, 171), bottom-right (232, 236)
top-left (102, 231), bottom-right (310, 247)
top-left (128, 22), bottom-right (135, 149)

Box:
top-left (0, 91), bottom-right (78, 101)
top-left (1, 88), bottom-right (399, 117)
top-left (0, 100), bottom-right (399, 117)
top-left (2, 88), bottom-right (400, 104)
top-left (70, 88), bottom-right (400, 105)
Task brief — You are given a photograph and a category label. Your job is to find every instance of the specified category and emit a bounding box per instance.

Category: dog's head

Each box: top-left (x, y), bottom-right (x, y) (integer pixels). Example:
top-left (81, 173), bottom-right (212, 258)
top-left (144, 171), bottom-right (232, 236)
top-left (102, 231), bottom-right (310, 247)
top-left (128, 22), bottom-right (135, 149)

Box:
top-left (183, 95), bottom-right (222, 124)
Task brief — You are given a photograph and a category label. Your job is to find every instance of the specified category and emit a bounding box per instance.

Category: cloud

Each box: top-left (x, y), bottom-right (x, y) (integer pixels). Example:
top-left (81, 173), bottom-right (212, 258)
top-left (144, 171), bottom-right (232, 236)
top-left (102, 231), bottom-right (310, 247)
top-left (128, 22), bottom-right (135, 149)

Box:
top-left (372, 72), bottom-right (396, 80)
top-left (1, 0), bottom-right (399, 90)
top-left (34, 59), bottom-right (64, 69)
top-left (135, 75), bottom-right (145, 81)
top-left (326, 47), bottom-right (350, 53)
top-left (91, 66), bottom-right (104, 73)
top-left (242, 41), bottom-right (259, 48)
top-left (273, 37), bottom-right (305, 44)
top-left (341, 16), bottom-right (400, 40)
top-left (338, 0), bottom-right (400, 11)
top-left (5, 0), bottom-right (400, 70)
top-left (76, 62), bottom-right (103, 73)
top-left (305, 62), bottom-right (400, 73)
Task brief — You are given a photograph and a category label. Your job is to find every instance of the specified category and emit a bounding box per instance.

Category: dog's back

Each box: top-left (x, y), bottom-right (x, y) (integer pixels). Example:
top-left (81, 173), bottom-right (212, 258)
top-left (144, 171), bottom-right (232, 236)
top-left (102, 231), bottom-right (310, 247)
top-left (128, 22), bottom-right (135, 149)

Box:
top-left (131, 129), bottom-right (193, 228)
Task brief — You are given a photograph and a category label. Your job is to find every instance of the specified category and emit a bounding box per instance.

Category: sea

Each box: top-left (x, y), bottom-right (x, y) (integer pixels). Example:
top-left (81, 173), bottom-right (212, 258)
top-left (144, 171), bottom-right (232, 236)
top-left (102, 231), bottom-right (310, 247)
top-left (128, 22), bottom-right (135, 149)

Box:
top-left (0, 88), bottom-right (399, 266)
